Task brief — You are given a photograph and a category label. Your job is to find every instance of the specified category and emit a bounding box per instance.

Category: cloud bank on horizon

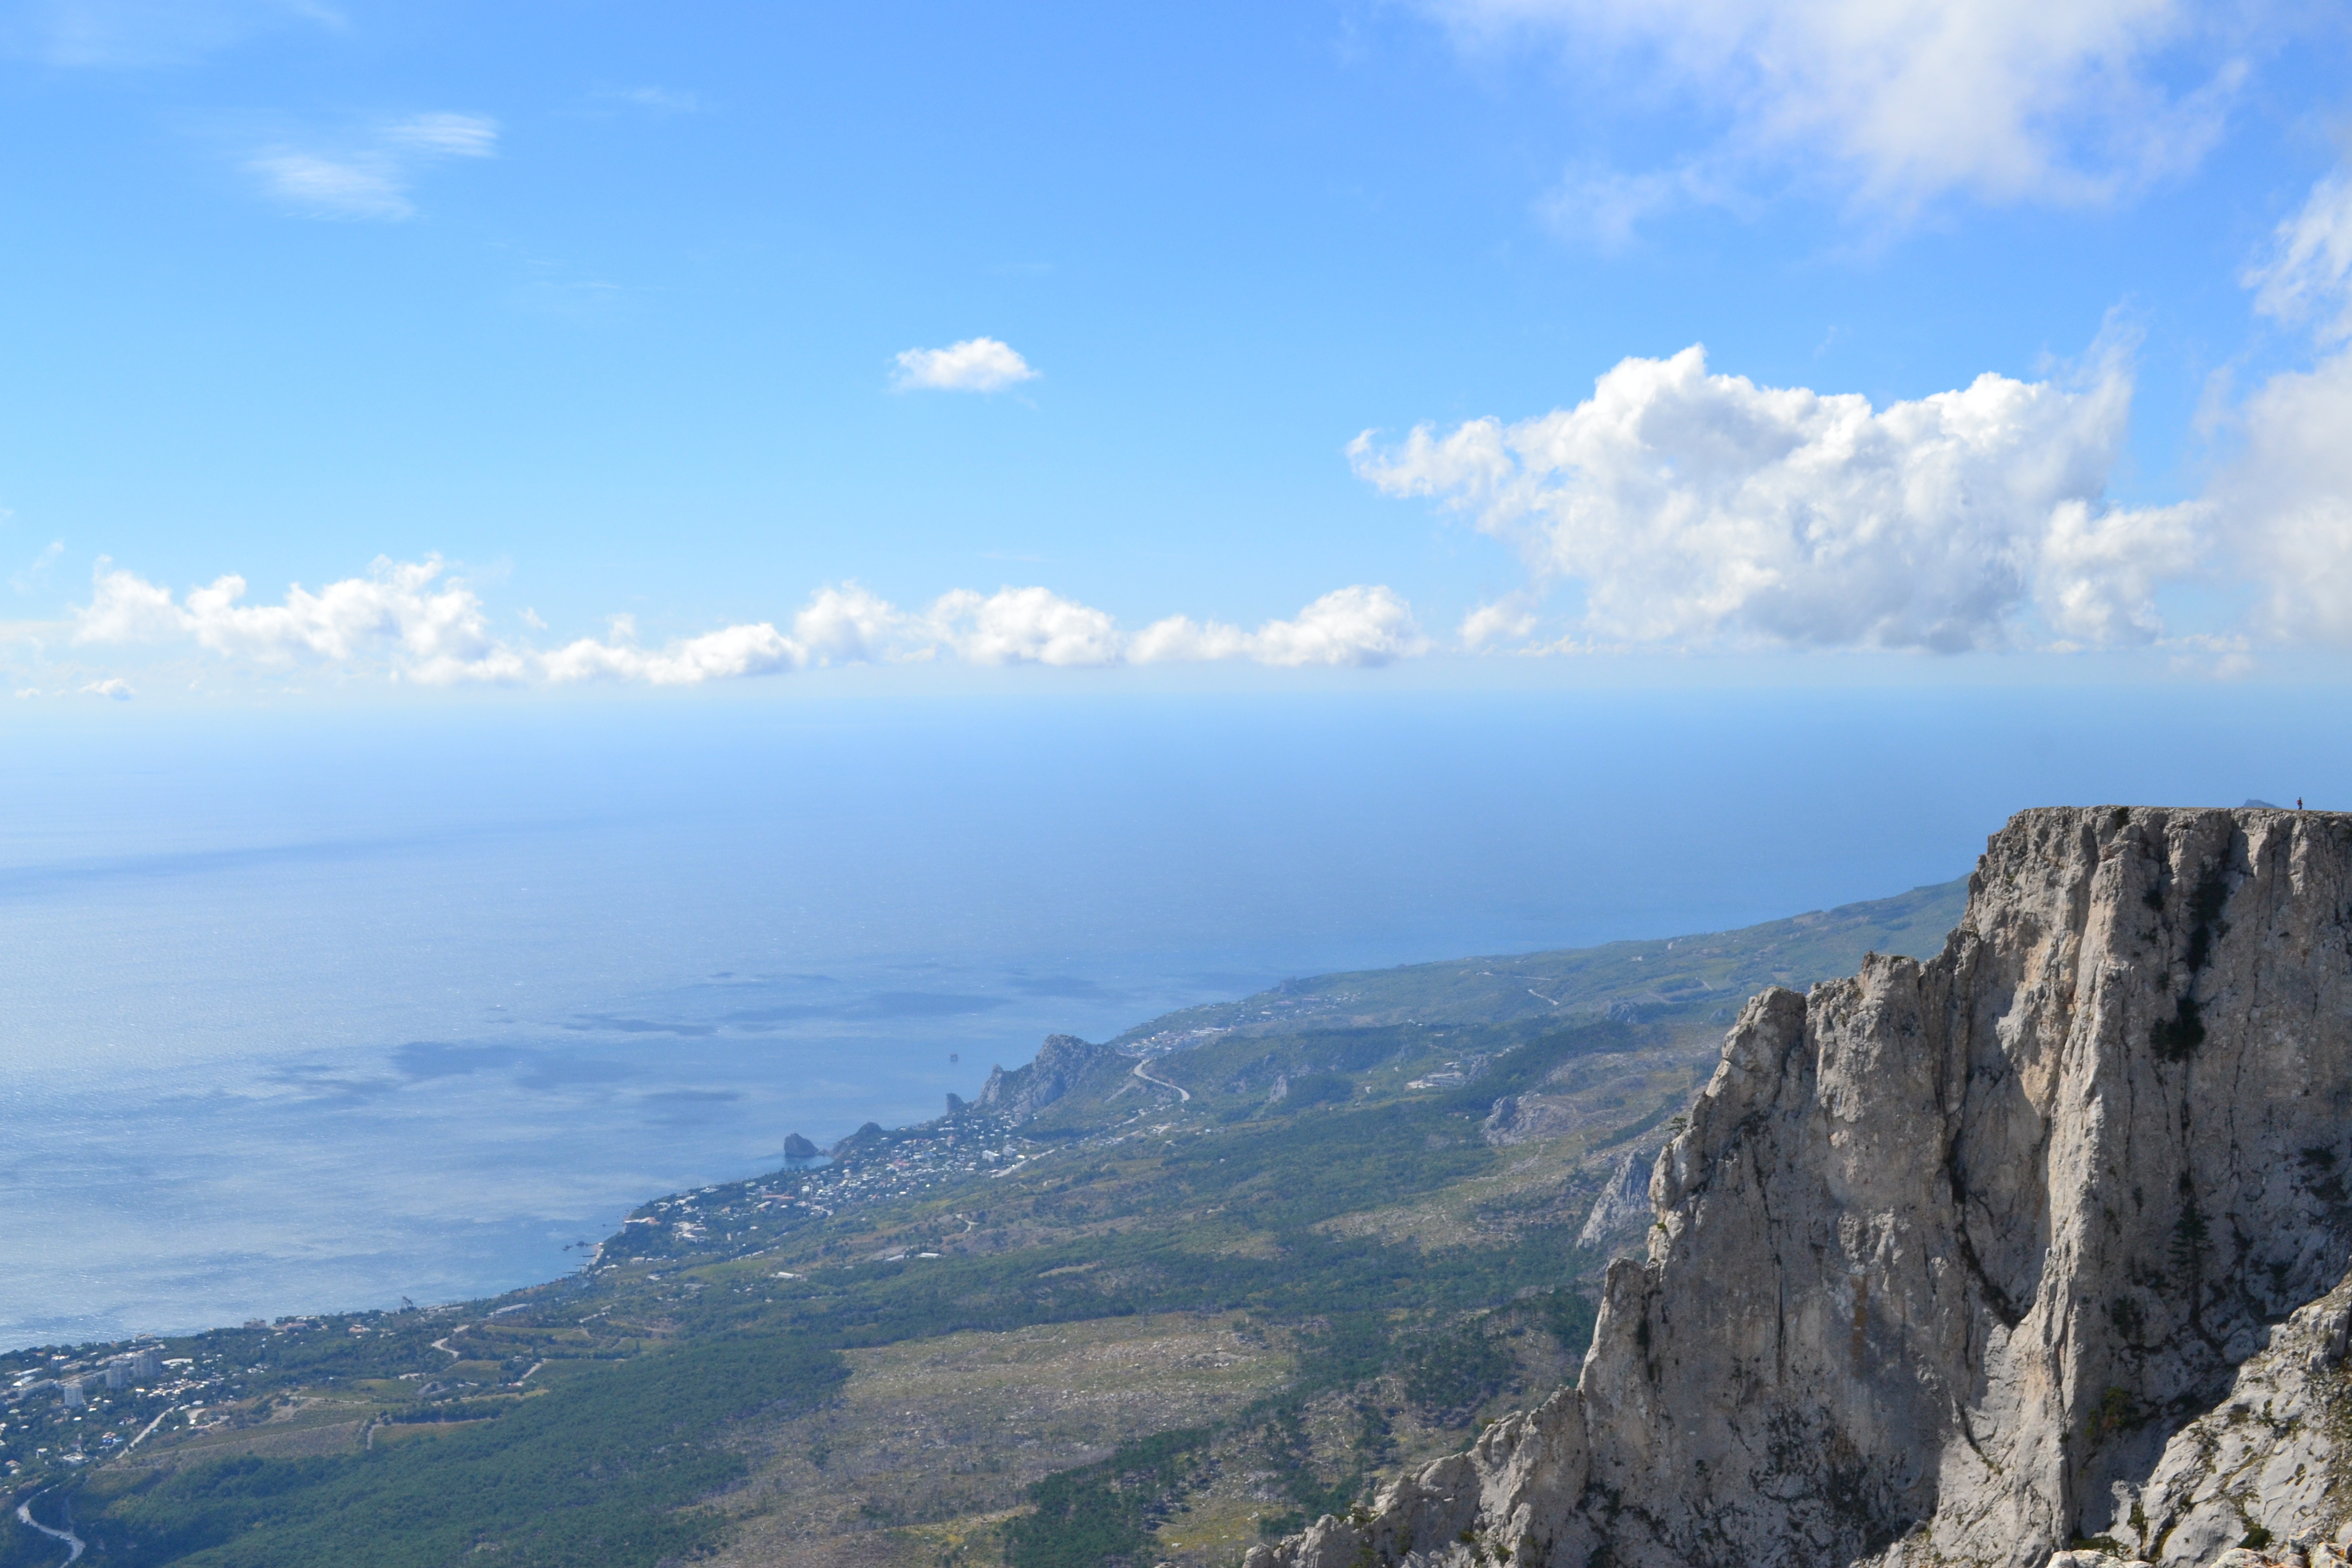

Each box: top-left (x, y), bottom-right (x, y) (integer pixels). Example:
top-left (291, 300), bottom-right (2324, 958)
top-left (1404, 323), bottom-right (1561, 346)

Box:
top-left (36, 179), bottom-right (2352, 698)
top-left (57, 560), bottom-right (1427, 689)
top-left (37, 140), bottom-right (2352, 696)
top-left (6, 0), bottom-right (2350, 699)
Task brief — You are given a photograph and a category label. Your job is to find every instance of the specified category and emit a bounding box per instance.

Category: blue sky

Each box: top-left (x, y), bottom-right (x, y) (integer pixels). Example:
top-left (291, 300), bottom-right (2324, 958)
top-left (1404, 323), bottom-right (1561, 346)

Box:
top-left (4, 0), bottom-right (2350, 699)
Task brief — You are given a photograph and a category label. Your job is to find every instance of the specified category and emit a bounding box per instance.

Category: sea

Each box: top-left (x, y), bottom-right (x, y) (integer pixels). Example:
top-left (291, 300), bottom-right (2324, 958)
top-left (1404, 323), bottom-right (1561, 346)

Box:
top-left (4, 679), bottom-right (2342, 1349)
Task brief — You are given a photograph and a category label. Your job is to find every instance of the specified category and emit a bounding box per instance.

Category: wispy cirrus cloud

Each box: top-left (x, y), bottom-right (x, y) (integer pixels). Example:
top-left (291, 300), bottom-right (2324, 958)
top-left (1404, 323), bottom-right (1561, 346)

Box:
top-left (1437, 0), bottom-right (2255, 236)
top-left (380, 111), bottom-right (497, 157)
top-left (246, 112), bottom-right (497, 220)
top-left (1537, 158), bottom-right (1744, 251)
top-left (65, 561), bottom-right (1430, 688)
top-left (2246, 169), bottom-right (2352, 342)
top-left (10, 539), bottom-right (63, 596)
top-left (891, 337), bottom-right (1039, 393)
top-left (2206, 162), bottom-right (2352, 648)
top-left (593, 85), bottom-right (704, 114)
top-left (4, 0), bottom-right (339, 68)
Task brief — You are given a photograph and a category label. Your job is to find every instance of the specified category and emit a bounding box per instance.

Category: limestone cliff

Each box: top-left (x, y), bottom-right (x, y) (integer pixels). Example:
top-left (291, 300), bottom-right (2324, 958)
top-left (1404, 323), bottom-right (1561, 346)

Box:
top-left (1250, 807), bottom-right (2352, 1568)
top-left (972, 1034), bottom-right (1114, 1122)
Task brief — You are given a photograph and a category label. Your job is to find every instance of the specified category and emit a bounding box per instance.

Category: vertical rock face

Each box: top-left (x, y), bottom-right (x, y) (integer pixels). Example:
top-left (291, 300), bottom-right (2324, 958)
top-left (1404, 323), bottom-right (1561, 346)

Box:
top-left (973, 1034), bottom-right (1114, 1122)
top-left (1252, 807), bottom-right (2352, 1568)
top-left (1574, 1146), bottom-right (1653, 1250)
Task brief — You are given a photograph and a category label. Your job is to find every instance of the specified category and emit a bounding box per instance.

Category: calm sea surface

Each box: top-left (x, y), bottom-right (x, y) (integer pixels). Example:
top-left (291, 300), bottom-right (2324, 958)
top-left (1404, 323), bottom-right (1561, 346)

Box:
top-left (3, 683), bottom-right (2340, 1348)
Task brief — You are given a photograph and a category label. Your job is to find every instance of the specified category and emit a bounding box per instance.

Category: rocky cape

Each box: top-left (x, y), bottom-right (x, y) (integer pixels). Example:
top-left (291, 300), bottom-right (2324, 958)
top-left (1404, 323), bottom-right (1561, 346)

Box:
top-left (1251, 807), bottom-right (2352, 1568)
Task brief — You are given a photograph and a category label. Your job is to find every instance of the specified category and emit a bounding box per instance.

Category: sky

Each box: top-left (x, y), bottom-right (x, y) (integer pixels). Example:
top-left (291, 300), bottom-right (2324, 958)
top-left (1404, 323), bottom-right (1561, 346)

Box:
top-left (3, 0), bottom-right (2351, 699)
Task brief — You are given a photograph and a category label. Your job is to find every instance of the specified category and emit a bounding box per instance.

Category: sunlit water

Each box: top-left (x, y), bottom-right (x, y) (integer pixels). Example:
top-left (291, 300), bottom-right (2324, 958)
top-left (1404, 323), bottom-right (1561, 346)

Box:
top-left (3, 682), bottom-right (2340, 1348)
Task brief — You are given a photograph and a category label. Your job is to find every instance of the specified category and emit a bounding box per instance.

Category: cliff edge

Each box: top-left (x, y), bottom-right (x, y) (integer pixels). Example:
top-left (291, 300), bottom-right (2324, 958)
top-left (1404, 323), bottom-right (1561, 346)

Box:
top-left (1250, 807), bottom-right (2352, 1568)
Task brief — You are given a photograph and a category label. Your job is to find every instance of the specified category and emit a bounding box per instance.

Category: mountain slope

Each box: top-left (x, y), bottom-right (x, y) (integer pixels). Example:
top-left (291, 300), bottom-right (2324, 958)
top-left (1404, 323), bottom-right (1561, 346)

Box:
top-left (1252, 807), bottom-right (2352, 1568)
top-left (1113, 879), bottom-right (1968, 1048)
top-left (0, 868), bottom-right (1974, 1568)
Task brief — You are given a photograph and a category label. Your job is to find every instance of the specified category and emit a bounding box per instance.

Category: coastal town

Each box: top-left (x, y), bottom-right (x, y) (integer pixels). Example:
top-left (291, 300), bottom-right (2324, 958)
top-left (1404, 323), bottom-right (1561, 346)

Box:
top-left (0, 1093), bottom-right (1123, 1494)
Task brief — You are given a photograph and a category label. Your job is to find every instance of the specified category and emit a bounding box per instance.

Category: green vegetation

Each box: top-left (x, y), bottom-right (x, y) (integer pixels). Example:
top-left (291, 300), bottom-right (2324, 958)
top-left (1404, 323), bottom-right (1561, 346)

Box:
top-left (2, 876), bottom-right (1971, 1568)
top-left (2152, 996), bottom-right (2206, 1060)
top-left (1005, 1429), bottom-right (1210, 1568)
top-left (36, 1336), bottom-right (844, 1568)
top-left (8, 1019), bottom-right (1643, 1568)
top-left (1400, 1322), bottom-right (1515, 1424)
top-left (1113, 877), bottom-right (1967, 1048)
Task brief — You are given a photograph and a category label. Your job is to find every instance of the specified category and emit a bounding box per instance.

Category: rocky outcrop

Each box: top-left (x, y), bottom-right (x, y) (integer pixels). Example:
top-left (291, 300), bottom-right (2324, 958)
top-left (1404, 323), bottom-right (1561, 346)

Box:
top-left (1482, 1094), bottom-right (1590, 1146)
top-left (973, 1034), bottom-right (1114, 1123)
top-left (1249, 807), bottom-right (2352, 1568)
top-left (1574, 1145), bottom-right (1653, 1249)
top-left (830, 1120), bottom-right (886, 1159)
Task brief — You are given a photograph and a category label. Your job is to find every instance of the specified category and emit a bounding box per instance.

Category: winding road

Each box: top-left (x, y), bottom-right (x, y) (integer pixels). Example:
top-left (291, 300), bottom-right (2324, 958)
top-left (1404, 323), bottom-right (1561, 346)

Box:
top-left (16, 1491), bottom-right (84, 1563)
top-left (1130, 1058), bottom-right (1191, 1102)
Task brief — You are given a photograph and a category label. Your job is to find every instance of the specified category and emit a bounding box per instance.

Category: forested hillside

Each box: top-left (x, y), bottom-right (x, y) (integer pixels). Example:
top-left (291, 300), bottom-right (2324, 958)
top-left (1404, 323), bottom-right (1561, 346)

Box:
top-left (1, 878), bottom-right (1965, 1568)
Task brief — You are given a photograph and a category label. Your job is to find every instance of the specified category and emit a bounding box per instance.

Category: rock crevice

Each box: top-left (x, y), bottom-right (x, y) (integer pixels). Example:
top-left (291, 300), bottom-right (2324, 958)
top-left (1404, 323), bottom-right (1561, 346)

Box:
top-left (1249, 807), bottom-right (2352, 1568)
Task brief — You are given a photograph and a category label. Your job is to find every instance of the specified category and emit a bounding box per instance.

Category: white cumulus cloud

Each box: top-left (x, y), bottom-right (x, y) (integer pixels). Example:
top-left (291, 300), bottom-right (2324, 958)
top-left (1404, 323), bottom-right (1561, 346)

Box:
top-left (67, 560), bottom-right (1432, 687)
top-left (1442, 0), bottom-right (2245, 218)
top-left (1352, 343), bottom-right (2195, 652)
top-left (1126, 616), bottom-right (1254, 664)
top-left (1251, 585), bottom-right (1428, 667)
top-left (2198, 163), bottom-right (2352, 647)
top-left (77, 556), bottom-right (526, 683)
top-left (1458, 593), bottom-right (1540, 650)
top-left (794, 582), bottom-right (915, 665)
top-left (891, 338), bottom-right (1039, 393)
top-left (928, 586), bottom-right (1123, 666)
top-left (1130, 588), bottom-right (1428, 668)
top-left (2216, 336), bottom-right (2352, 648)
top-left (542, 622), bottom-right (802, 685)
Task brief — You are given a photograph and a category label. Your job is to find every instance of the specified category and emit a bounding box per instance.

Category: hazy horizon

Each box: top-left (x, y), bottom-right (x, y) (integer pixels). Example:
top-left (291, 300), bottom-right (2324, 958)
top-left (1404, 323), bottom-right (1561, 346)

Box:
top-left (5, 682), bottom-right (2346, 1350)
top-left (7, 0), bottom-right (2352, 1355)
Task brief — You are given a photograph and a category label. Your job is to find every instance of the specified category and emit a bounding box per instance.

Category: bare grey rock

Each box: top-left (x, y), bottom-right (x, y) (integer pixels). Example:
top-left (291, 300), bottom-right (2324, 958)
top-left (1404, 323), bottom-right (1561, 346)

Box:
top-left (2116, 1269), bottom-right (2352, 1563)
top-left (1481, 1093), bottom-right (1602, 1147)
top-left (973, 1034), bottom-right (1113, 1122)
top-left (1247, 807), bottom-right (2352, 1568)
top-left (1574, 1146), bottom-right (1652, 1250)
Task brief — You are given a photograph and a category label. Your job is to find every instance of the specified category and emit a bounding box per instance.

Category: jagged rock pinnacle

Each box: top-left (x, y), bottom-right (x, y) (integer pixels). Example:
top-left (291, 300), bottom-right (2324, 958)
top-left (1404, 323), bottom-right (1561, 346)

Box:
top-left (1250, 806), bottom-right (2352, 1568)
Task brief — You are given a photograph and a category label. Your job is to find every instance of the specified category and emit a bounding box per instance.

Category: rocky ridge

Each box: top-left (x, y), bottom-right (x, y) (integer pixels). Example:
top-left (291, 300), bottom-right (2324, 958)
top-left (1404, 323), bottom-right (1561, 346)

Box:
top-left (973, 1033), bottom-right (1116, 1122)
top-left (1249, 807), bottom-right (2352, 1568)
